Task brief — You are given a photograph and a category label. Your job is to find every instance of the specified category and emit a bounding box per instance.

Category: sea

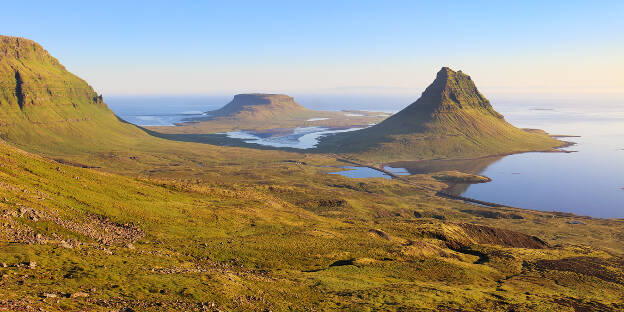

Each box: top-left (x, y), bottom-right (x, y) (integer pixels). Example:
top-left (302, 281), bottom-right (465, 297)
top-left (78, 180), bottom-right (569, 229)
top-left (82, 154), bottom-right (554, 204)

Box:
top-left (106, 93), bottom-right (624, 218)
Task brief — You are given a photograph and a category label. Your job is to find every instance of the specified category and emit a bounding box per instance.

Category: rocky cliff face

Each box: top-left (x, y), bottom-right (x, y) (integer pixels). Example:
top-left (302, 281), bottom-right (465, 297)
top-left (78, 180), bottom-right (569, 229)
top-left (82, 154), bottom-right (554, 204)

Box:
top-left (400, 67), bottom-right (503, 117)
top-left (0, 36), bottom-right (105, 112)
top-left (0, 36), bottom-right (145, 152)
top-left (373, 67), bottom-right (505, 134)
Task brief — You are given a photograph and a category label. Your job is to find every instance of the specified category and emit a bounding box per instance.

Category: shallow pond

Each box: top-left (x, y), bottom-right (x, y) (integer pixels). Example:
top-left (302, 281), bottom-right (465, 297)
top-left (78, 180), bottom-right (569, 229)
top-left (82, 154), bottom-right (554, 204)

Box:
top-left (328, 166), bottom-right (409, 179)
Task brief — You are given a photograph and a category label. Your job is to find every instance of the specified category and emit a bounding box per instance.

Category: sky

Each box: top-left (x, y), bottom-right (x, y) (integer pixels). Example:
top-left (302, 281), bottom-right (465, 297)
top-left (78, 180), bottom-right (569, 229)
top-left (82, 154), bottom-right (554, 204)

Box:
top-left (1, 1), bottom-right (623, 97)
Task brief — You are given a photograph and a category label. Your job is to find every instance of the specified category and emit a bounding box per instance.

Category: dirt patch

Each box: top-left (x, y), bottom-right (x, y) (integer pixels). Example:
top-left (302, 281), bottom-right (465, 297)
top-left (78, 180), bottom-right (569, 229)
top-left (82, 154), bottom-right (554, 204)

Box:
top-left (52, 158), bottom-right (101, 169)
top-left (327, 183), bottom-right (373, 193)
top-left (458, 223), bottom-right (548, 249)
top-left (56, 213), bottom-right (144, 245)
top-left (368, 229), bottom-right (390, 240)
top-left (424, 223), bottom-right (549, 250)
top-left (317, 199), bottom-right (348, 209)
top-left (531, 256), bottom-right (624, 285)
top-left (554, 297), bottom-right (622, 312)
top-left (4, 206), bottom-right (143, 245)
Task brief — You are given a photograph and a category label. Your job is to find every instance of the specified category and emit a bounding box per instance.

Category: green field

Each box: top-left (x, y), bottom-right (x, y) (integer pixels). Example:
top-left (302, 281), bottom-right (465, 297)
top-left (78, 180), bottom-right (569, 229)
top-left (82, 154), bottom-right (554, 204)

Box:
top-left (1, 35), bottom-right (623, 311)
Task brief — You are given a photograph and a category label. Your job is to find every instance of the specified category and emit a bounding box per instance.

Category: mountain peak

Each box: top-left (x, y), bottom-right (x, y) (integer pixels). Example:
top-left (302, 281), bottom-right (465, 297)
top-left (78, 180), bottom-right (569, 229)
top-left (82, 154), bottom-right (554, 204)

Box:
top-left (436, 66), bottom-right (455, 76)
top-left (318, 67), bottom-right (561, 160)
top-left (402, 67), bottom-right (503, 118)
top-left (0, 36), bottom-right (57, 64)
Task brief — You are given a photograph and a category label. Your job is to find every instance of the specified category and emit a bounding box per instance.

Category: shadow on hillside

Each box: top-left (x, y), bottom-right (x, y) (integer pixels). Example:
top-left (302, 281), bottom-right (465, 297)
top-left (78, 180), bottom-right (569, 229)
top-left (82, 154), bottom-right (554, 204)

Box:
top-left (139, 127), bottom-right (314, 153)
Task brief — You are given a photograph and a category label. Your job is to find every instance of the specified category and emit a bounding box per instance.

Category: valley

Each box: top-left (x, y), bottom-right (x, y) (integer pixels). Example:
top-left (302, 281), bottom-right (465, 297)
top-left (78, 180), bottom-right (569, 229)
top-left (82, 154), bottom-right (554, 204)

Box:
top-left (0, 35), bottom-right (623, 311)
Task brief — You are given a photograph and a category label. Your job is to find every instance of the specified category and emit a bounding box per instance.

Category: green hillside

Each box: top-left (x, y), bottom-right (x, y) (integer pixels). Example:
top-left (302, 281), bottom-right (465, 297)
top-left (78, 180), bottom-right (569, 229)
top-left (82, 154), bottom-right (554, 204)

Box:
top-left (150, 93), bottom-right (388, 134)
top-left (1, 137), bottom-right (623, 311)
top-left (1, 37), bottom-right (623, 311)
top-left (319, 67), bottom-right (563, 161)
top-left (0, 36), bottom-right (296, 177)
top-left (0, 36), bottom-right (152, 156)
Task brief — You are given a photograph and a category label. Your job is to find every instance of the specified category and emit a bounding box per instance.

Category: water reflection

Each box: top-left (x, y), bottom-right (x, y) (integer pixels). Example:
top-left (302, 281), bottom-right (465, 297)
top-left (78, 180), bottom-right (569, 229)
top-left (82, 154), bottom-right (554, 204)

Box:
top-left (387, 157), bottom-right (504, 195)
top-left (329, 166), bottom-right (410, 179)
top-left (388, 156), bottom-right (504, 175)
top-left (223, 126), bottom-right (365, 149)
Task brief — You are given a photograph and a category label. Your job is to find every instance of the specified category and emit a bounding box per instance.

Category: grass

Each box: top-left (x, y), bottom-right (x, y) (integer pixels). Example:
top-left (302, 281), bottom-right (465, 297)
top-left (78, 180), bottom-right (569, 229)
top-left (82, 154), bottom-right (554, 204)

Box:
top-left (1, 138), bottom-right (623, 310)
top-left (318, 68), bottom-right (563, 161)
top-left (0, 36), bottom-right (623, 311)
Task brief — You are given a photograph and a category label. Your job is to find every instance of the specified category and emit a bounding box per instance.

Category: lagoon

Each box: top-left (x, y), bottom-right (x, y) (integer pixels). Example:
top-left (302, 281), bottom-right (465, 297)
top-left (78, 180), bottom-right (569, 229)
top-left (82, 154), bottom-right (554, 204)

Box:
top-left (106, 95), bottom-right (624, 218)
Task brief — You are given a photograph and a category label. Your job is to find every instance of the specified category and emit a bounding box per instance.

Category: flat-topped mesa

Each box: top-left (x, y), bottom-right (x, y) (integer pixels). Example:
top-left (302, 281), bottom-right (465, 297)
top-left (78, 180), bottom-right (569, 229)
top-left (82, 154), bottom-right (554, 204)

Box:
top-left (209, 93), bottom-right (308, 119)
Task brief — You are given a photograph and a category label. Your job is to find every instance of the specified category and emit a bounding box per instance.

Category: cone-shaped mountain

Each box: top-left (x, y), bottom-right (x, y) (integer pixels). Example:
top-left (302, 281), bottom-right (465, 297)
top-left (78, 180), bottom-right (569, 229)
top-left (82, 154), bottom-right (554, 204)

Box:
top-left (319, 67), bottom-right (562, 161)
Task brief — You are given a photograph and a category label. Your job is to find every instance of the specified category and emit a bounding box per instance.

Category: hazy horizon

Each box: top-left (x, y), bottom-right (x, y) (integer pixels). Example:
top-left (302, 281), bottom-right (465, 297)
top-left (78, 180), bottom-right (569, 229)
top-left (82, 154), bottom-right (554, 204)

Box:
top-left (2, 1), bottom-right (622, 97)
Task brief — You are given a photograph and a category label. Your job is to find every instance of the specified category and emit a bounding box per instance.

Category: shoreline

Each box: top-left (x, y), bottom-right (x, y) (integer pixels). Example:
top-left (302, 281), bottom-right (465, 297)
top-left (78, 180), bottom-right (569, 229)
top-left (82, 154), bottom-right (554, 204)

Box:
top-left (384, 139), bottom-right (577, 169)
top-left (332, 136), bottom-right (612, 217)
top-left (335, 158), bottom-right (506, 208)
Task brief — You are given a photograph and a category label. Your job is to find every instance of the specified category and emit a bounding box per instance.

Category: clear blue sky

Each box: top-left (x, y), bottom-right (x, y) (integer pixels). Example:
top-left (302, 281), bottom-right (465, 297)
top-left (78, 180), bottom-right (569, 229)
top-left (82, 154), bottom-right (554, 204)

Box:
top-left (2, 1), bottom-right (622, 96)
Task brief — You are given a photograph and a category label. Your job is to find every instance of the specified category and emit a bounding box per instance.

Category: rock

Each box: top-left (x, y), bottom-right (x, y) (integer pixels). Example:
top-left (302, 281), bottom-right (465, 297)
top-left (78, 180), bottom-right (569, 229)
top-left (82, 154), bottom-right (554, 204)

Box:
top-left (368, 229), bottom-right (390, 240)
top-left (27, 261), bottom-right (37, 269)
top-left (126, 243), bottom-right (135, 250)
top-left (42, 293), bottom-right (57, 298)
top-left (70, 292), bottom-right (89, 298)
top-left (432, 214), bottom-right (446, 220)
top-left (1, 262), bottom-right (7, 268)
top-left (59, 240), bottom-right (73, 249)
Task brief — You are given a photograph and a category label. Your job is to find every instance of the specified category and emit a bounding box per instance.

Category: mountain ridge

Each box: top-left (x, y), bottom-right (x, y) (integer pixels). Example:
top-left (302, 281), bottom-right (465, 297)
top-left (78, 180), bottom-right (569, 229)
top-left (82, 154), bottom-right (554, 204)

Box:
top-left (0, 35), bottom-right (150, 155)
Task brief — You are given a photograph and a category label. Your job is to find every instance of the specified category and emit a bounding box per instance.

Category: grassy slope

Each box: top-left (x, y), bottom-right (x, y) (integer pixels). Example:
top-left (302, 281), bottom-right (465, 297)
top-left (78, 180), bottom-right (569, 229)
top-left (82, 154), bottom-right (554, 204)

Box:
top-left (0, 36), bottom-right (310, 178)
top-left (1, 139), bottom-right (624, 311)
top-left (1, 38), bottom-right (624, 310)
top-left (0, 36), bottom-right (150, 156)
top-left (319, 68), bottom-right (562, 162)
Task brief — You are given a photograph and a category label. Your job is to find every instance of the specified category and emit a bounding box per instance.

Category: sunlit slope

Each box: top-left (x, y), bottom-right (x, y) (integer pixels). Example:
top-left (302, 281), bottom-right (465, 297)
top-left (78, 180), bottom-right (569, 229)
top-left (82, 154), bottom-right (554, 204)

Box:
top-left (0, 36), bottom-right (153, 155)
top-left (0, 36), bottom-right (301, 175)
top-left (210, 93), bottom-right (309, 119)
top-left (320, 67), bottom-right (562, 161)
top-left (1, 138), bottom-right (623, 311)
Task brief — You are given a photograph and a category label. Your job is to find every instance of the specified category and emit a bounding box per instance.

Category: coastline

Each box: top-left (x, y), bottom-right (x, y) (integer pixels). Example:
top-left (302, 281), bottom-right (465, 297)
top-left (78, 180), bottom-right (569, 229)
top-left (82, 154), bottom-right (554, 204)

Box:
top-left (333, 135), bottom-right (588, 214)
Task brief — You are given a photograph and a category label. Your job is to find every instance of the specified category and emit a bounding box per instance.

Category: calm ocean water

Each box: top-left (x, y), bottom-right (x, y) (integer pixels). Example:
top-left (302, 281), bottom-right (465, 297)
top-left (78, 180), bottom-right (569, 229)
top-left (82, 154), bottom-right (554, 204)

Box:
top-left (456, 98), bottom-right (624, 218)
top-left (106, 94), bottom-right (624, 218)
